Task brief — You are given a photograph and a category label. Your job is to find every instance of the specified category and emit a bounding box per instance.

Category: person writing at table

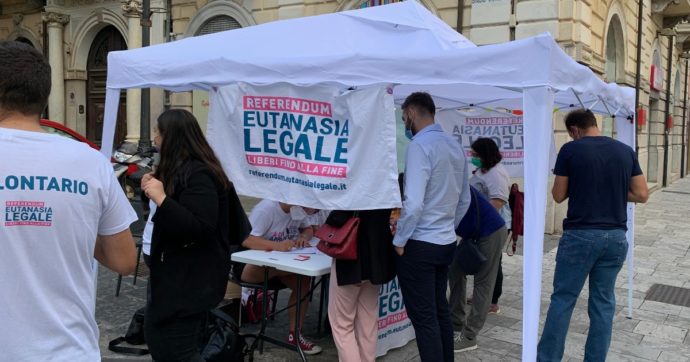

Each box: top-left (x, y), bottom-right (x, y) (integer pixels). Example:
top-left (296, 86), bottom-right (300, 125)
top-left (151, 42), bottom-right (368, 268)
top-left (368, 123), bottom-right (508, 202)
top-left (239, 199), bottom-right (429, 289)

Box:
top-left (233, 199), bottom-right (322, 355)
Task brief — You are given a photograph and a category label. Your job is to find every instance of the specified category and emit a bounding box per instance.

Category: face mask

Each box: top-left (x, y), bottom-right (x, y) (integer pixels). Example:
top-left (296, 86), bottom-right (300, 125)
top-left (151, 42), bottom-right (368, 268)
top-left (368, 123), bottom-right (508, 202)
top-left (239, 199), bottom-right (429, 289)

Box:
top-left (404, 113), bottom-right (415, 140)
top-left (404, 128), bottom-right (414, 140)
top-left (471, 156), bottom-right (483, 168)
top-left (289, 206), bottom-right (308, 221)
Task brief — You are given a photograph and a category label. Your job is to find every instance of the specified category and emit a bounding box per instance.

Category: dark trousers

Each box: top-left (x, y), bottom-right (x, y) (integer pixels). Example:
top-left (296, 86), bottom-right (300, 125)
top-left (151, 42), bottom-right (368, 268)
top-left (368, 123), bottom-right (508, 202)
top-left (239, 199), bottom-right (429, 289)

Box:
top-left (397, 239), bottom-right (455, 362)
top-left (492, 256), bottom-right (503, 304)
top-left (145, 311), bottom-right (207, 362)
top-left (449, 227), bottom-right (507, 339)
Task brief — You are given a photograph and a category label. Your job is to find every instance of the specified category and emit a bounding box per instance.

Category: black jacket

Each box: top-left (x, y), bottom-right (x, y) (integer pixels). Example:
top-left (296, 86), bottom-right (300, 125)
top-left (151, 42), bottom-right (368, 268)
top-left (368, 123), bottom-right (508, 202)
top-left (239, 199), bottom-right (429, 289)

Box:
top-left (147, 161), bottom-right (231, 325)
top-left (326, 209), bottom-right (397, 286)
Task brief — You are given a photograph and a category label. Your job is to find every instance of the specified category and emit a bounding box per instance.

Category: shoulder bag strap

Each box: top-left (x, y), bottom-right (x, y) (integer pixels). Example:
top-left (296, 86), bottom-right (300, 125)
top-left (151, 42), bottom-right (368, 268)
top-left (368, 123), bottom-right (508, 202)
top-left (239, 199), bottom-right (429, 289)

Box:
top-left (470, 188), bottom-right (481, 243)
top-left (108, 337), bottom-right (149, 356)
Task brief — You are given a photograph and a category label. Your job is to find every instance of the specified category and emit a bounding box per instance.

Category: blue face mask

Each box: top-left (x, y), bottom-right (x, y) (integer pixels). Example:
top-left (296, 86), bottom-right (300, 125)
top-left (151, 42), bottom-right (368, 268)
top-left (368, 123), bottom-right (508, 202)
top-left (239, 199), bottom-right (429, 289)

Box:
top-left (404, 128), bottom-right (414, 140)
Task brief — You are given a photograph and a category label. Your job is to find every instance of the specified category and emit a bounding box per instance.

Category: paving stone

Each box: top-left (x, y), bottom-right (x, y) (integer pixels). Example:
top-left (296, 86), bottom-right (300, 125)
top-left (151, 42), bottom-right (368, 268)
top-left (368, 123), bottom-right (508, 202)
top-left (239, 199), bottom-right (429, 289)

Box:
top-left (640, 335), bottom-right (690, 355)
top-left (481, 326), bottom-right (522, 346)
top-left (608, 339), bottom-right (662, 361)
top-left (612, 315), bottom-right (641, 332)
top-left (606, 351), bottom-right (654, 362)
top-left (658, 350), bottom-right (690, 362)
top-left (650, 325), bottom-right (688, 343)
top-left (476, 336), bottom-right (520, 356)
top-left (633, 320), bottom-right (659, 336)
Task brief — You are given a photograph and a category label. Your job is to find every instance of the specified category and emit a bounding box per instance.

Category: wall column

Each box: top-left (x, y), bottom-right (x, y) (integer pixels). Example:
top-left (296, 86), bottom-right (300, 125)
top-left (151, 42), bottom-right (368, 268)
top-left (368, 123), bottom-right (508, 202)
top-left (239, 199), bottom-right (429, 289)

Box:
top-left (42, 12), bottom-right (69, 124)
top-left (122, 0), bottom-right (142, 142)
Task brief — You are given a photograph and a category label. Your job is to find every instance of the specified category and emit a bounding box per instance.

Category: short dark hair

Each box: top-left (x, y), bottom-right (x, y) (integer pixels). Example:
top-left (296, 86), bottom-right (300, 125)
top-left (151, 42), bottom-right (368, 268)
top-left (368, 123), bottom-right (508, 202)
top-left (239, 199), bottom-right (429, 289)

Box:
top-left (564, 108), bottom-right (597, 130)
top-left (471, 138), bottom-right (502, 170)
top-left (0, 41), bottom-right (51, 117)
top-left (401, 92), bottom-right (435, 116)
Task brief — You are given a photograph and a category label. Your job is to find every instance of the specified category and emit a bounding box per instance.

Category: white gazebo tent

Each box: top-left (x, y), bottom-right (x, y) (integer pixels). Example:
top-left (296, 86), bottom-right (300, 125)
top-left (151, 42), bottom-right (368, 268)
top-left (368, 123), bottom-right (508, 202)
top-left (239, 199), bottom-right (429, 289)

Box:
top-left (100, 2), bottom-right (637, 360)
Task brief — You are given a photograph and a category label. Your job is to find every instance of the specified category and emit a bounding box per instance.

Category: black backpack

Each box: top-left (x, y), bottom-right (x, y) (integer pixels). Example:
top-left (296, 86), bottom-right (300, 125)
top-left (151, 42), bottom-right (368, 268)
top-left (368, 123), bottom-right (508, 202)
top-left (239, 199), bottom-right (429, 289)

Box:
top-left (202, 308), bottom-right (253, 361)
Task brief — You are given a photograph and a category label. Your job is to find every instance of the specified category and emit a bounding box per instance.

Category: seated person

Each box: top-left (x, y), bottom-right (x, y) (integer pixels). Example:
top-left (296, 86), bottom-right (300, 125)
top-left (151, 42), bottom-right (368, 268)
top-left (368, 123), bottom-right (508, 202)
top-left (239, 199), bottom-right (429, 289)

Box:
top-left (234, 199), bottom-right (322, 355)
top-left (307, 209), bottom-right (330, 232)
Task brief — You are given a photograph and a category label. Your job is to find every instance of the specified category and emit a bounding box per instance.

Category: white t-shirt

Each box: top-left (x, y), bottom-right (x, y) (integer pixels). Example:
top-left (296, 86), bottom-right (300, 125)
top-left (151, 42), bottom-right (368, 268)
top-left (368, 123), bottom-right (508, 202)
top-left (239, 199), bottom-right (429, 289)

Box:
top-left (0, 128), bottom-right (137, 361)
top-left (307, 209), bottom-right (330, 227)
top-left (470, 162), bottom-right (512, 225)
top-left (142, 200), bottom-right (156, 255)
top-left (249, 200), bottom-right (310, 242)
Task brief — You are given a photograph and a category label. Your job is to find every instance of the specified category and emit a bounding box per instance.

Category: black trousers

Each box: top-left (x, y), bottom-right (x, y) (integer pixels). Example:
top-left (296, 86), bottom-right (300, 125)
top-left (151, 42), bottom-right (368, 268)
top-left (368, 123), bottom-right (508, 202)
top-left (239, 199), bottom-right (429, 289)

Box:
top-left (145, 311), bottom-right (207, 362)
top-left (397, 239), bottom-right (456, 362)
top-left (492, 256), bottom-right (503, 304)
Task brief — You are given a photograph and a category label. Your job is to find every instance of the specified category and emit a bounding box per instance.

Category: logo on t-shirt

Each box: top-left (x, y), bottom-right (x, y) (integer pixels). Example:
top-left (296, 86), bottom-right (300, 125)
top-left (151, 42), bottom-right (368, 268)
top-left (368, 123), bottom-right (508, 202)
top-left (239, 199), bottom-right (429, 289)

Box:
top-left (268, 231), bottom-right (287, 242)
top-left (4, 201), bottom-right (53, 227)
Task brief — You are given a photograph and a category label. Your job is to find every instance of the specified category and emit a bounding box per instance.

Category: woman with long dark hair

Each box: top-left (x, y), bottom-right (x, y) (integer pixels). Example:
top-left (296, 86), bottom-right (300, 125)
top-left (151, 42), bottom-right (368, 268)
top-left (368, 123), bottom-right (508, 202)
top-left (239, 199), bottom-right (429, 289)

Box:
top-left (141, 109), bottom-right (232, 361)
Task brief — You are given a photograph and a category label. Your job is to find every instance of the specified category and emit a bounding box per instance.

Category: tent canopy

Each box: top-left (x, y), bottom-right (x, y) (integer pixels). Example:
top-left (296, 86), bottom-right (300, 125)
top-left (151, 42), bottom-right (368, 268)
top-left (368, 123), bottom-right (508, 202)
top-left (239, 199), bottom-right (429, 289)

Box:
top-left (106, 1), bottom-right (474, 92)
top-left (105, 1), bottom-right (632, 119)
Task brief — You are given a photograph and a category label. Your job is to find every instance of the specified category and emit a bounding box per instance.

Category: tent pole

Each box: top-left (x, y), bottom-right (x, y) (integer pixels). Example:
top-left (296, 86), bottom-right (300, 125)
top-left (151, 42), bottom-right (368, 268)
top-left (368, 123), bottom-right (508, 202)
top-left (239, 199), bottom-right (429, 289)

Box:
top-left (521, 86), bottom-right (553, 362)
top-left (571, 89), bottom-right (586, 109)
top-left (598, 96), bottom-right (613, 117)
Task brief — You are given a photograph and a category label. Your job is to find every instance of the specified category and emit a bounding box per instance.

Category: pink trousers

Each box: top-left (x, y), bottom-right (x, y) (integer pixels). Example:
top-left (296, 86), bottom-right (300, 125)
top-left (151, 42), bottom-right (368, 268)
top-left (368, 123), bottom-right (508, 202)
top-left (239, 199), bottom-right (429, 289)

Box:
top-left (328, 263), bottom-right (380, 362)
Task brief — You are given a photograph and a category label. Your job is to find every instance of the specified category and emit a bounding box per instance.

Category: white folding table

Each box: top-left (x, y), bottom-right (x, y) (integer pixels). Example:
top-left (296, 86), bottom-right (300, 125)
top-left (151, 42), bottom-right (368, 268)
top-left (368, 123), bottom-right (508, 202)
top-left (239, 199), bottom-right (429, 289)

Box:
top-left (231, 242), bottom-right (331, 361)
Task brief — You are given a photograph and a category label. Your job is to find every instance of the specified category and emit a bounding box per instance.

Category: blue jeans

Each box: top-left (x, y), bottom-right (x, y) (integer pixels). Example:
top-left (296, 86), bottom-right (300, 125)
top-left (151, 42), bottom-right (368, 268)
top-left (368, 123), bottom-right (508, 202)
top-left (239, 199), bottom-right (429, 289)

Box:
top-left (537, 229), bottom-right (628, 362)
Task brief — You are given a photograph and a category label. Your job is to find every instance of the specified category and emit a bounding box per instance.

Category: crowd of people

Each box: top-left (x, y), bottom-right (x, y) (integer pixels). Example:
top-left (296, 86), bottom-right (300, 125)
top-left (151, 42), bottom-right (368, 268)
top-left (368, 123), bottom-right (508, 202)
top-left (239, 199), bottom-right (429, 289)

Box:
top-left (0, 40), bottom-right (649, 362)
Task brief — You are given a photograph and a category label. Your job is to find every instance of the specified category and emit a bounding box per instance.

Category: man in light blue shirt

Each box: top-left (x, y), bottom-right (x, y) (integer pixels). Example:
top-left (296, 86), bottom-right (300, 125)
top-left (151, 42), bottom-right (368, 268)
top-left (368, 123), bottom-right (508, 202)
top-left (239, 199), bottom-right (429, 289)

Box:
top-left (393, 92), bottom-right (471, 362)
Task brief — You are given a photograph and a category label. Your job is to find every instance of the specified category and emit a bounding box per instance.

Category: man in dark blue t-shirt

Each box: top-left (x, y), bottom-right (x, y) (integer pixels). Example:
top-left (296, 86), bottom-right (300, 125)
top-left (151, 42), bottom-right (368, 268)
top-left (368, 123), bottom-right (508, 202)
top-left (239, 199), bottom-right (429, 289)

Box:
top-left (538, 109), bottom-right (649, 362)
top-left (449, 186), bottom-right (507, 353)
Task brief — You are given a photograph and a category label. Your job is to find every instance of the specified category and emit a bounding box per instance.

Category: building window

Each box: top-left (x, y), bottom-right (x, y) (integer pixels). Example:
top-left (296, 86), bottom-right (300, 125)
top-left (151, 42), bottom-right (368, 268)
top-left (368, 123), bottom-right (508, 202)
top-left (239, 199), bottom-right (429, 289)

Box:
top-left (357, 0), bottom-right (403, 9)
top-left (604, 15), bottom-right (624, 83)
top-left (195, 16), bottom-right (242, 36)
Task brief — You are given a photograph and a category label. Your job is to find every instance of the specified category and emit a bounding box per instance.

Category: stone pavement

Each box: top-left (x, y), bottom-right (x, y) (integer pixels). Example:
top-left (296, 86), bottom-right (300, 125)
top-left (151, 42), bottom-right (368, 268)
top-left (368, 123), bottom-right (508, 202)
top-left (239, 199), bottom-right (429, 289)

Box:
top-left (98, 178), bottom-right (690, 361)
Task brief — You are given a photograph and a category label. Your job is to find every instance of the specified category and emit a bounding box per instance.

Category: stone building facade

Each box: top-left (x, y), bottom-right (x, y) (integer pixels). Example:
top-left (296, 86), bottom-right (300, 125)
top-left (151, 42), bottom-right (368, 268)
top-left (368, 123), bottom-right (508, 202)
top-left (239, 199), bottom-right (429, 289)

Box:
top-left (1, 0), bottom-right (689, 230)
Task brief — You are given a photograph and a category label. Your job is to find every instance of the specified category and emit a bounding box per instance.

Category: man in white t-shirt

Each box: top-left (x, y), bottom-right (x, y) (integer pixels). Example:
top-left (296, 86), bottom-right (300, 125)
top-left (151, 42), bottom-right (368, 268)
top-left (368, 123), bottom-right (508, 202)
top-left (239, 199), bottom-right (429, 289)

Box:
top-left (0, 41), bottom-right (138, 361)
top-left (237, 199), bottom-right (322, 355)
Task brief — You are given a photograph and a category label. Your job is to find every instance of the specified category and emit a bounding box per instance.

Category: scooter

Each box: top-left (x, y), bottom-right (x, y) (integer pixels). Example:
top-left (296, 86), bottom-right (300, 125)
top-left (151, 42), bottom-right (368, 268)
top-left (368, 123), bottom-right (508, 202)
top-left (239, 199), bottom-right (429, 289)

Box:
top-left (112, 142), bottom-right (157, 200)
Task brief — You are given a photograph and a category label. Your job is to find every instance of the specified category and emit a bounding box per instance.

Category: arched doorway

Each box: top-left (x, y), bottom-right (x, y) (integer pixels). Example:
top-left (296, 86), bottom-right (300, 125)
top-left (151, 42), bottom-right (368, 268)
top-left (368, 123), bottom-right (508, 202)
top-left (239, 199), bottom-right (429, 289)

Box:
top-left (648, 48), bottom-right (663, 184)
top-left (87, 26), bottom-right (127, 146)
top-left (673, 70), bottom-right (682, 174)
top-left (15, 37), bottom-right (35, 47)
top-left (603, 15), bottom-right (625, 137)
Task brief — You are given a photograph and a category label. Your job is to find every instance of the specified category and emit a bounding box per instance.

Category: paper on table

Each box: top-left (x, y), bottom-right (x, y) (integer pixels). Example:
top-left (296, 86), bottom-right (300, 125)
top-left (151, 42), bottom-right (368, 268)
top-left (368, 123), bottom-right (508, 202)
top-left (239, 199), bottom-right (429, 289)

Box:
top-left (279, 246), bottom-right (320, 254)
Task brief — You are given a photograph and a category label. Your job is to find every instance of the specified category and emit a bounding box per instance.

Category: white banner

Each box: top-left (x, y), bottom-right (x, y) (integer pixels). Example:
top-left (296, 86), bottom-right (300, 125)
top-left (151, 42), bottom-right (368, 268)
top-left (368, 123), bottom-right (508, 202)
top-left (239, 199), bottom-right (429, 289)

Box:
top-left (376, 277), bottom-right (415, 357)
top-left (436, 109), bottom-right (524, 177)
top-left (207, 83), bottom-right (401, 210)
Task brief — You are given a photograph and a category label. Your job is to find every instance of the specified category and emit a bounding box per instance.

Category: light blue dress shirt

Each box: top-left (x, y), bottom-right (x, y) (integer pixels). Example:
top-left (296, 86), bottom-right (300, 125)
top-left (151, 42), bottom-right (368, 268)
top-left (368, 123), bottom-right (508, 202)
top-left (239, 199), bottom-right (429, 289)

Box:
top-left (393, 123), bottom-right (471, 247)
